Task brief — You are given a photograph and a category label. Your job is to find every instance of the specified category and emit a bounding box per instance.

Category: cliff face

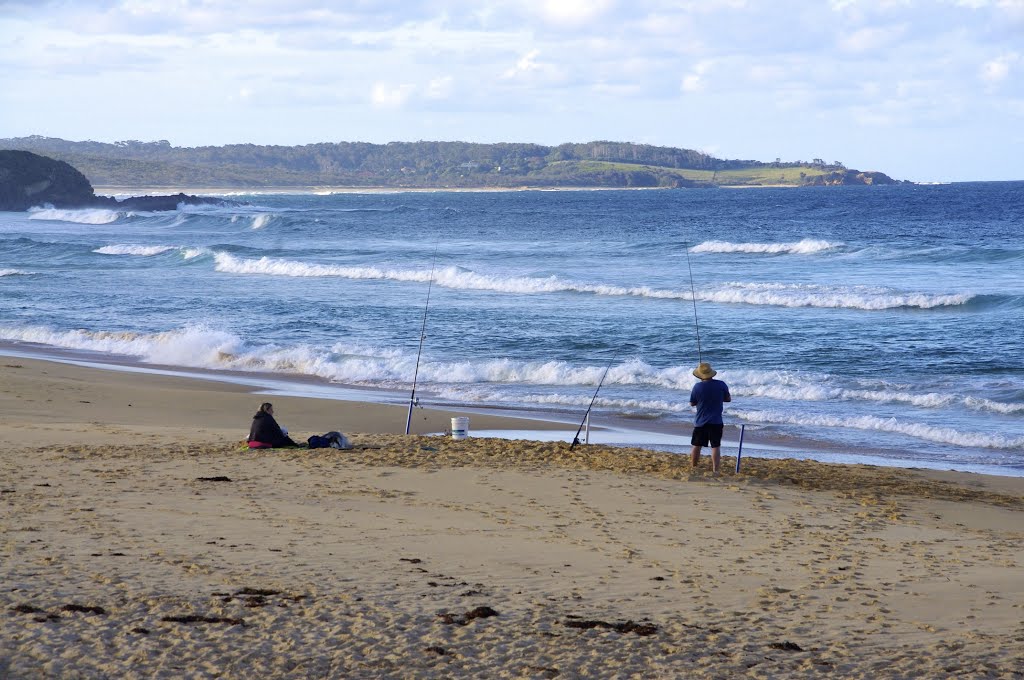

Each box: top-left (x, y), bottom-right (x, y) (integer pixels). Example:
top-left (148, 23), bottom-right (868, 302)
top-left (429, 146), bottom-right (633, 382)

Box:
top-left (0, 150), bottom-right (96, 210)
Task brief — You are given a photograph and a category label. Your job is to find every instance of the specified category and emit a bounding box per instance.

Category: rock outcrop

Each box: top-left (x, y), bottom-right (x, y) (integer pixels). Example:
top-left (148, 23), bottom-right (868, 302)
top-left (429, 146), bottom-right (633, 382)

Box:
top-left (0, 150), bottom-right (233, 212)
top-left (801, 169), bottom-right (902, 186)
top-left (0, 150), bottom-right (96, 210)
top-left (92, 192), bottom-right (232, 211)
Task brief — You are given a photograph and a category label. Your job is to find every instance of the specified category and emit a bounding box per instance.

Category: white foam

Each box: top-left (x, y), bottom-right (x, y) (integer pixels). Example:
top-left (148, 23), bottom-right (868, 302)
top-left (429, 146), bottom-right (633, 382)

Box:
top-left (0, 325), bottom-right (246, 368)
top-left (963, 396), bottom-right (1024, 415)
top-left (730, 371), bottom-right (1021, 413)
top-left (0, 324), bottom-right (420, 387)
top-left (212, 253), bottom-right (970, 310)
top-left (91, 245), bottom-right (210, 260)
top-left (735, 383), bottom-right (959, 408)
top-left (479, 379), bottom-right (975, 417)
top-left (708, 282), bottom-right (972, 310)
top-left (251, 214), bottom-right (273, 229)
top-left (181, 247), bottom-right (209, 260)
top-left (28, 207), bottom-right (126, 224)
top-left (0, 269), bottom-right (26, 276)
top-left (691, 239), bottom-right (842, 255)
top-left (0, 325), bottom-right (684, 394)
top-left (732, 409), bottom-right (1024, 449)
top-left (434, 387), bottom-right (692, 414)
top-left (411, 357), bottom-right (709, 393)
top-left (94, 244), bottom-right (177, 256)
top-left (3, 324), bottom-right (1015, 432)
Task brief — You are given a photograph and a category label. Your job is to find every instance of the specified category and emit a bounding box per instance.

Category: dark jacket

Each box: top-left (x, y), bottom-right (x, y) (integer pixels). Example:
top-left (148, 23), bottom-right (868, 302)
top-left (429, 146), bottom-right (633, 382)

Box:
top-left (248, 411), bottom-right (297, 447)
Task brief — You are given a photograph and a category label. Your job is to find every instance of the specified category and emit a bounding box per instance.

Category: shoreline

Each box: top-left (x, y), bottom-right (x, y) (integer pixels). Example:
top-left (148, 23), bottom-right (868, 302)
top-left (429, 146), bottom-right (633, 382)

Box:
top-left (0, 354), bottom-right (570, 451)
top-left (3, 345), bottom-right (1022, 479)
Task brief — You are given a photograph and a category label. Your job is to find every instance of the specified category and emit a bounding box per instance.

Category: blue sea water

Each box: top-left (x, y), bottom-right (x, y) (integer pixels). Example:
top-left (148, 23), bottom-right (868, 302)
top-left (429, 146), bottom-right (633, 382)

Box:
top-left (1, 183), bottom-right (1022, 474)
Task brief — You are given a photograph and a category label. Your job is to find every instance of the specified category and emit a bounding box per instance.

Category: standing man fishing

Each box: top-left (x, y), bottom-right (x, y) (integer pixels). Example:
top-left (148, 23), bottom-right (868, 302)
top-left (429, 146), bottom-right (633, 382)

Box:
top-left (689, 362), bottom-right (731, 473)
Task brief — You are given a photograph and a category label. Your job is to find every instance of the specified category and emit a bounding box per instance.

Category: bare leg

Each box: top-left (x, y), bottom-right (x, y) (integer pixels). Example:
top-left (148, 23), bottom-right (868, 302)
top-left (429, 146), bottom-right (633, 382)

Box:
top-left (711, 447), bottom-right (721, 473)
top-left (690, 445), bottom-right (702, 468)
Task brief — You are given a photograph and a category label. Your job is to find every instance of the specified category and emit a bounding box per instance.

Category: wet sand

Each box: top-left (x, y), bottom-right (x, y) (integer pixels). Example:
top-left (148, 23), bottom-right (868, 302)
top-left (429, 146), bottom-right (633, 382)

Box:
top-left (2, 358), bottom-right (1023, 678)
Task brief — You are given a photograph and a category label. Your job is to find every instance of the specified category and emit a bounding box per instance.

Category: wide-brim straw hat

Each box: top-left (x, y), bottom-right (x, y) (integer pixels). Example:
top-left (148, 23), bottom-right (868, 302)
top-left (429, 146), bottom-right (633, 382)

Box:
top-left (692, 362), bottom-right (717, 379)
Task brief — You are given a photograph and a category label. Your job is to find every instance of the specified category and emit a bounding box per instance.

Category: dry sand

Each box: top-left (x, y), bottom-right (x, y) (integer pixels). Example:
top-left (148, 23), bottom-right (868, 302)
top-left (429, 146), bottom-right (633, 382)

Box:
top-left (2, 358), bottom-right (1023, 679)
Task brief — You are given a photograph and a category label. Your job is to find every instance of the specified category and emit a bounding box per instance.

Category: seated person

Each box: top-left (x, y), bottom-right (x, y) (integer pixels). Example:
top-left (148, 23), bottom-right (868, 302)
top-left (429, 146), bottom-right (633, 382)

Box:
top-left (247, 402), bottom-right (299, 448)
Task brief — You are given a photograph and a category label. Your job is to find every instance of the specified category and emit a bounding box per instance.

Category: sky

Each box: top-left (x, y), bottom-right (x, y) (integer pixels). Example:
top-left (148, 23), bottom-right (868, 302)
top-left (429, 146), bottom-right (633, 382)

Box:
top-left (1, 0), bottom-right (1022, 182)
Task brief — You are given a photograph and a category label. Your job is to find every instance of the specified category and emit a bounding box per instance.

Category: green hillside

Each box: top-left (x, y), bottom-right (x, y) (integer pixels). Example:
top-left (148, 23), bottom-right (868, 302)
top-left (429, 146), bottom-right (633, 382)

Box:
top-left (0, 136), bottom-right (899, 189)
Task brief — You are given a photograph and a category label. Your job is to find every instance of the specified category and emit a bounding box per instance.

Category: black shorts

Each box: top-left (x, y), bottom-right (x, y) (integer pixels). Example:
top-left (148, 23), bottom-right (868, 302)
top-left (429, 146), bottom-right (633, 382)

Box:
top-left (691, 424), bottom-right (724, 448)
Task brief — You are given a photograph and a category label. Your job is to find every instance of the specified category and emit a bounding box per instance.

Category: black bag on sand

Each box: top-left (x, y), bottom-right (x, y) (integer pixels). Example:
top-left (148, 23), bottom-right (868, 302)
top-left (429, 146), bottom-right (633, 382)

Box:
top-left (307, 432), bottom-right (350, 450)
top-left (324, 431), bottom-right (350, 449)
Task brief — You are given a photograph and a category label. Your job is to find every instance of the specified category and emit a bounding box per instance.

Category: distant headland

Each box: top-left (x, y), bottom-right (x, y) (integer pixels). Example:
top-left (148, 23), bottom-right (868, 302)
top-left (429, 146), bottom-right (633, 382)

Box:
top-left (1, 136), bottom-right (903, 196)
top-left (0, 150), bottom-right (235, 212)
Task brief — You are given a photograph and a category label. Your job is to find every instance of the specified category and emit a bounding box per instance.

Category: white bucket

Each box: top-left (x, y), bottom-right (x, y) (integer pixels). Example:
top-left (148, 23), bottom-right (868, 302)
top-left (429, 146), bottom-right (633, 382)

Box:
top-left (451, 417), bottom-right (470, 440)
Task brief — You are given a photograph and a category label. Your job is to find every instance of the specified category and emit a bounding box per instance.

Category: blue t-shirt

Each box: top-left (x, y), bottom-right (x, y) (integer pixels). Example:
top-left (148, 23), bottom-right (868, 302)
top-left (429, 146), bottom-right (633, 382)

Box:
top-left (690, 378), bottom-right (730, 426)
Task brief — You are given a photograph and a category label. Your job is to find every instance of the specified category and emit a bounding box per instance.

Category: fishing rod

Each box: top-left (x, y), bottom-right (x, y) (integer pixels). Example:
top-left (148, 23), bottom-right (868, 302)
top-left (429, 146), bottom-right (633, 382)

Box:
top-left (570, 354), bottom-right (617, 450)
top-left (683, 242), bottom-right (704, 365)
top-left (405, 244), bottom-right (439, 435)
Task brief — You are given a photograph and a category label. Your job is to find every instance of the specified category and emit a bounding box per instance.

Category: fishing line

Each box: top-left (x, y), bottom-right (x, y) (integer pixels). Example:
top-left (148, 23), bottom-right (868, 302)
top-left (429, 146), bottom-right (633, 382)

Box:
top-left (570, 353), bottom-right (617, 450)
top-left (405, 243), bottom-right (439, 435)
top-left (683, 242), bottom-right (704, 365)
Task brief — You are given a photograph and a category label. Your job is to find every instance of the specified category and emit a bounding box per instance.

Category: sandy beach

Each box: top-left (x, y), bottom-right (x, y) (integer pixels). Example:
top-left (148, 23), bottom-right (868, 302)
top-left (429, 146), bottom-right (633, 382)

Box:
top-left (2, 358), bottom-right (1023, 678)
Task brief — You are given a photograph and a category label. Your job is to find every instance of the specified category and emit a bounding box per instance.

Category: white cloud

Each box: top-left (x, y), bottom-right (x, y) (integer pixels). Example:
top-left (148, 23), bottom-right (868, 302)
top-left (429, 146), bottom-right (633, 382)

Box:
top-left (503, 49), bottom-right (542, 79)
top-left (367, 75), bottom-right (456, 108)
top-left (681, 60), bottom-right (713, 92)
top-left (634, 12), bottom-right (697, 37)
top-left (426, 75), bottom-right (454, 99)
top-left (2, 0), bottom-right (1023, 179)
top-left (666, 0), bottom-right (749, 11)
top-left (980, 53), bottom-right (1018, 83)
top-left (681, 74), bottom-right (702, 92)
top-left (838, 24), bottom-right (907, 52)
top-left (526, 0), bottom-right (615, 26)
top-left (371, 82), bottom-right (415, 108)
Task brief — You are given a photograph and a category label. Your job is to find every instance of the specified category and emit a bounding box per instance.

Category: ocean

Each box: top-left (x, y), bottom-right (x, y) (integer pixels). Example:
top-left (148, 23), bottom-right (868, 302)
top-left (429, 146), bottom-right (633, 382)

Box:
top-left (2, 183), bottom-right (1022, 475)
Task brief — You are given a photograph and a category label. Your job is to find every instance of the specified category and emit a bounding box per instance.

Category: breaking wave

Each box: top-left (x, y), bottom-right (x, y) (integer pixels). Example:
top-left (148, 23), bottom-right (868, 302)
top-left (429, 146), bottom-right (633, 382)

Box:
top-left (0, 269), bottom-right (27, 277)
top-left (93, 245), bottom-right (208, 260)
top-left (94, 244), bottom-right (177, 256)
top-left (707, 282), bottom-right (972, 310)
top-left (212, 253), bottom-right (688, 298)
top-left (3, 322), bottom-right (1015, 421)
top-left (691, 239), bottom-right (842, 255)
top-left (4, 321), bottom-right (1015, 411)
top-left (733, 378), bottom-right (1023, 414)
top-left (0, 325), bottom-right (695, 393)
top-left (732, 409), bottom-right (1024, 450)
top-left (433, 387), bottom-right (691, 414)
top-left (28, 207), bottom-right (128, 224)
top-left (212, 254), bottom-right (972, 310)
